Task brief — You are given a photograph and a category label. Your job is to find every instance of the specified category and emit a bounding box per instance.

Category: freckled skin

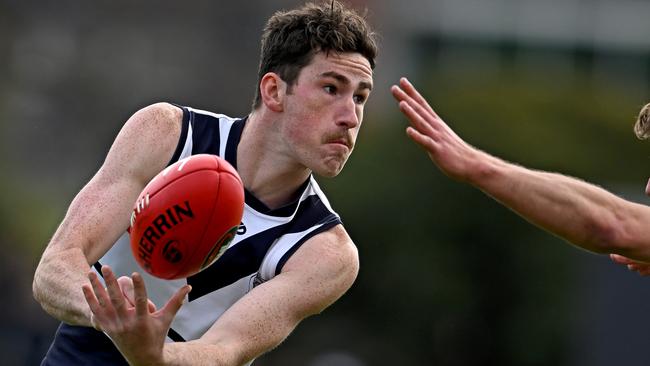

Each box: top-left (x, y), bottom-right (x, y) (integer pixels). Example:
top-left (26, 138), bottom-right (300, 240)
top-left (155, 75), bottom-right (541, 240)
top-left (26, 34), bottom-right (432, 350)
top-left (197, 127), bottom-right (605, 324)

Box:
top-left (36, 52), bottom-right (371, 365)
top-left (279, 52), bottom-right (373, 178)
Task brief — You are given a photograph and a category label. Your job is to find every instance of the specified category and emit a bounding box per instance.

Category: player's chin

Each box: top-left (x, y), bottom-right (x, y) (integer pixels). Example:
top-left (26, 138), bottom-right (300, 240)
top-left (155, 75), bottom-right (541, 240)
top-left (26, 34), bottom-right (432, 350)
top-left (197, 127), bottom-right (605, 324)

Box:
top-left (314, 157), bottom-right (348, 177)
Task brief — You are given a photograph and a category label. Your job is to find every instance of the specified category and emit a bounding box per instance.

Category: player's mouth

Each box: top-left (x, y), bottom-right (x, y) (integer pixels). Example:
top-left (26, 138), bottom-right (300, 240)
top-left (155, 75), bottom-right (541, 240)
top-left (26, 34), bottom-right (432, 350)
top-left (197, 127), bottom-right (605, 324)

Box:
top-left (325, 136), bottom-right (353, 150)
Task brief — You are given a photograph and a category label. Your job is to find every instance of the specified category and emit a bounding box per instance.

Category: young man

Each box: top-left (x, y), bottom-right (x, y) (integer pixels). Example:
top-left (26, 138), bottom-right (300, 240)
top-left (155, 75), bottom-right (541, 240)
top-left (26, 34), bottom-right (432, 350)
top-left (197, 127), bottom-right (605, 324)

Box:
top-left (33, 2), bottom-right (377, 365)
top-left (392, 77), bottom-right (650, 275)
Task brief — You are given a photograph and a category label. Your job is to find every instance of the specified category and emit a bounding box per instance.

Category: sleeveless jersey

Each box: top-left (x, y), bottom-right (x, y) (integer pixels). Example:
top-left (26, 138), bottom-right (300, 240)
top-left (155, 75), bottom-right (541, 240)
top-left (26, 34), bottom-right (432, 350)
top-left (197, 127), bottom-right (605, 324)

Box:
top-left (41, 105), bottom-right (343, 365)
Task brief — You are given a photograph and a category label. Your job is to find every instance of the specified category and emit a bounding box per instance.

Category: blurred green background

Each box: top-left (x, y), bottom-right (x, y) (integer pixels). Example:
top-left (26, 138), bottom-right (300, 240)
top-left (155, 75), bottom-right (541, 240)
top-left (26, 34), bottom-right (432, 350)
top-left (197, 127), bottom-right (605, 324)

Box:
top-left (2, 0), bottom-right (650, 365)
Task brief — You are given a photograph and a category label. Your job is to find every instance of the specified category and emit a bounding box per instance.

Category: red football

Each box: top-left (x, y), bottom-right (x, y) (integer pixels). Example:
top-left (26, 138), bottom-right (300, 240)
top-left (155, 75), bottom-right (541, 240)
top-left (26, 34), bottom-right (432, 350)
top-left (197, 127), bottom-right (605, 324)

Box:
top-left (129, 154), bottom-right (244, 279)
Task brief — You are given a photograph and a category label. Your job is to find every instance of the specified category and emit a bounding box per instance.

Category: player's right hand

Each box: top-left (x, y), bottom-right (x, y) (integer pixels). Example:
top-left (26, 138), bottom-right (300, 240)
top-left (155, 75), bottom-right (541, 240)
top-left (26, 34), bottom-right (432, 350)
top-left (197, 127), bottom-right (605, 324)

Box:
top-left (390, 77), bottom-right (484, 183)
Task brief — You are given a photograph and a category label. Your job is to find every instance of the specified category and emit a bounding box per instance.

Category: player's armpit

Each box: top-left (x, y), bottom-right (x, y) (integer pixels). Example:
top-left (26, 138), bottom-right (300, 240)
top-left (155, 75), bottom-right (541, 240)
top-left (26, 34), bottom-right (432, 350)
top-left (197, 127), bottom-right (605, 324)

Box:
top-left (163, 224), bottom-right (359, 366)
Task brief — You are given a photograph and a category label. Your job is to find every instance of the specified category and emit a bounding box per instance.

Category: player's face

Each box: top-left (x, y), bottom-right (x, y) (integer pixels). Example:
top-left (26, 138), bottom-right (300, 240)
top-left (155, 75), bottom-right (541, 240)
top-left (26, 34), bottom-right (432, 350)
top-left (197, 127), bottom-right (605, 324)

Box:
top-left (281, 51), bottom-right (373, 177)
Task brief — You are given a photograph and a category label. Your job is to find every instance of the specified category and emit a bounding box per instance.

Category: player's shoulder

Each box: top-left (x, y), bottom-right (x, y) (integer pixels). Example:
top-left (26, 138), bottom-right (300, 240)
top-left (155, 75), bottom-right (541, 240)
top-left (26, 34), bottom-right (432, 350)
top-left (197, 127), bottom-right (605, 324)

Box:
top-left (319, 224), bottom-right (358, 261)
top-left (115, 103), bottom-right (184, 145)
top-left (281, 224), bottom-right (359, 310)
top-left (104, 103), bottom-right (186, 183)
top-left (295, 224), bottom-right (358, 278)
top-left (120, 103), bottom-right (186, 149)
top-left (130, 102), bottom-right (183, 128)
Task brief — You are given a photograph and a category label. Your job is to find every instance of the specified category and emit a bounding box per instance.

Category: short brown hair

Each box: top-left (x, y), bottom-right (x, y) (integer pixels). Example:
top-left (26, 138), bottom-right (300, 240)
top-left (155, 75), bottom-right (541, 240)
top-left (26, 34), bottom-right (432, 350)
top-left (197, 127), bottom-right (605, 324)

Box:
top-left (252, 1), bottom-right (378, 109)
top-left (634, 102), bottom-right (650, 139)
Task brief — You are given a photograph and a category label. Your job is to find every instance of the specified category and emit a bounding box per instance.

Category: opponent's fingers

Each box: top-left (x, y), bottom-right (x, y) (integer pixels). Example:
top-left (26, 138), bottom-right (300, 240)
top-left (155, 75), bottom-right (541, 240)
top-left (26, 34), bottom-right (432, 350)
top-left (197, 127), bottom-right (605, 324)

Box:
top-left (399, 100), bottom-right (437, 138)
top-left (160, 285), bottom-right (191, 324)
top-left (88, 271), bottom-right (111, 308)
top-left (131, 272), bottom-right (151, 317)
top-left (102, 266), bottom-right (127, 314)
top-left (390, 84), bottom-right (409, 102)
top-left (399, 77), bottom-right (438, 117)
top-left (392, 85), bottom-right (434, 123)
top-left (406, 127), bottom-right (437, 153)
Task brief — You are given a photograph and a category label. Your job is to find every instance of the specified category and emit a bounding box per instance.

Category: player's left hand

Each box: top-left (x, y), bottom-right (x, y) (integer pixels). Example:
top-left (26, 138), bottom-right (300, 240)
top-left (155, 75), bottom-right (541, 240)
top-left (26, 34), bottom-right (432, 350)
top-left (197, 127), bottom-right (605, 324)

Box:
top-left (610, 254), bottom-right (650, 276)
top-left (82, 265), bottom-right (191, 365)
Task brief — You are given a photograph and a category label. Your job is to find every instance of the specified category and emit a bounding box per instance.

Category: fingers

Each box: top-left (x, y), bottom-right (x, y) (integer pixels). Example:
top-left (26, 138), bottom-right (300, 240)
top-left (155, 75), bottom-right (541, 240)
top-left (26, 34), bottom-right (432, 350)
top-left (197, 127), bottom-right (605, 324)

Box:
top-left (398, 99), bottom-right (438, 138)
top-left (391, 78), bottom-right (437, 117)
top-left (391, 79), bottom-right (441, 140)
top-left (160, 285), bottom-right (192, 323)
top-left (131, 272), bottom-right (151, 317)
top-left (627, 264), bottom-right (650, 276)
top-left (398, 77), bottom-right (438, 117)
top-left (88, 270), bottom-right (111, 308)
top-left (406, 126), bottom-right (437, 152)
top-left (118, 275), bottom-right (157, 312)
top-left (81, 283), bottom-right (102, 330)
top-left (102, 266), bottom-right (128, 316)
top-left (609, 254), bottom-right (650, 276)
top-left (392, 84), bottom-right (430, 120)
top-left (609, 253), bottom-right (634, 265)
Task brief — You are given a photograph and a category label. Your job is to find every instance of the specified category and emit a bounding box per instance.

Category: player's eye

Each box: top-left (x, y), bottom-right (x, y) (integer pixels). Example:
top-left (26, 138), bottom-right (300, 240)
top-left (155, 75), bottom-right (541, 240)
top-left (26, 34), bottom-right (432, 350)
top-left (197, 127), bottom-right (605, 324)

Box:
top-left (324, 85), bottom-right (337, 94)
top-left (353, 94), bottom-right (367, 104)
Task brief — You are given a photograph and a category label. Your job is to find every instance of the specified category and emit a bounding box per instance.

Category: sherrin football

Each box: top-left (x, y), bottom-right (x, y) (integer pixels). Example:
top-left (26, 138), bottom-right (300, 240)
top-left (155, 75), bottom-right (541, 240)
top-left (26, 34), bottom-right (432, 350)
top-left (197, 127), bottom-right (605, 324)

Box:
top-left (129, 154), bottom-right (244, 279)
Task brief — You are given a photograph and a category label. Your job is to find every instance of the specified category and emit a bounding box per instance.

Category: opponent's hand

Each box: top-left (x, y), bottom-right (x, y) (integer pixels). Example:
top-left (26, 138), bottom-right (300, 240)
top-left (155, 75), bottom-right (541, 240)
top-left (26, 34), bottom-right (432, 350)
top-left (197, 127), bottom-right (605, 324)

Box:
top-left (610, 254), bottom-right (650, 276)
top-left (391, 77), bottom-right (484, 183)
top-left (82, 265), bottom-right (191, 365)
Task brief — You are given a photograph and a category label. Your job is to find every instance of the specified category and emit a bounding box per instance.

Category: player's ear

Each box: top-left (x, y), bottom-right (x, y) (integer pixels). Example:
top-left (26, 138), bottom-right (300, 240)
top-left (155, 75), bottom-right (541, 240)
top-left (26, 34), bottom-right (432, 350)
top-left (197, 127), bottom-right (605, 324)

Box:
top-left (259, 72), bottom-right (285, 113)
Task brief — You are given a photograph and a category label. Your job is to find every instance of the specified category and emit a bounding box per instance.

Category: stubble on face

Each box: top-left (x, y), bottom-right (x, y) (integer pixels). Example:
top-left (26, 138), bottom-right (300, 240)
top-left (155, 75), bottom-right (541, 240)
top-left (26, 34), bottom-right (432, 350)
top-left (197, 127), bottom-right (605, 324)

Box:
top-left (282, 52), bottom-right (373, 178)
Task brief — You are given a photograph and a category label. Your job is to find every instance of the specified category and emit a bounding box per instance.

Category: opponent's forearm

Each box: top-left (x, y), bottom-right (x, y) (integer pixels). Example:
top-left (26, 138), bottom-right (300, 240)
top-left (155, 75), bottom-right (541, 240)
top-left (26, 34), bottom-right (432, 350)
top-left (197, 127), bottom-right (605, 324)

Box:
top-left (33, 247), bottom-right (93, 326)
top-left (471, 154), bottom-right (648, 256)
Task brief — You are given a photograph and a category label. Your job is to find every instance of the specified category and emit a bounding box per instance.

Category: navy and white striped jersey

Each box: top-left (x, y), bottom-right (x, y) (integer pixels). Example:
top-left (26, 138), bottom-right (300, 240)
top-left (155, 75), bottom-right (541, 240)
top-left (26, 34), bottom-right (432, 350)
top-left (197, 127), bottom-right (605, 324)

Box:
top-left (41, 105), bottom-right (343, 365)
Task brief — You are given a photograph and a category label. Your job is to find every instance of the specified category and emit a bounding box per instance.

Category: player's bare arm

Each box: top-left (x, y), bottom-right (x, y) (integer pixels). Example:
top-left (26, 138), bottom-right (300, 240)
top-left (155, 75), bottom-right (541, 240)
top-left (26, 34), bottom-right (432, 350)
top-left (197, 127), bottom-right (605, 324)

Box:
top-left (392, 77), bottom-right (650, 263)
top-left (33, 103), bottom-right (183, 326)
top-left (83, 224), bottom-right (359, 366)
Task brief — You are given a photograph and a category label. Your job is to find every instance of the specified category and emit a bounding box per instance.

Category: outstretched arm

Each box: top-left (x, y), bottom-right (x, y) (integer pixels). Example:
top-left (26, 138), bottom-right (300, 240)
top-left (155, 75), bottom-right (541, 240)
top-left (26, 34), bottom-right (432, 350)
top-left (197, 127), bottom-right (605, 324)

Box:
top-left (33, 103), bottom-right (183, 326)
top-left (84, 224), bottom-right (359, 366)
top-left (391, 77), bottom-right (650, 263)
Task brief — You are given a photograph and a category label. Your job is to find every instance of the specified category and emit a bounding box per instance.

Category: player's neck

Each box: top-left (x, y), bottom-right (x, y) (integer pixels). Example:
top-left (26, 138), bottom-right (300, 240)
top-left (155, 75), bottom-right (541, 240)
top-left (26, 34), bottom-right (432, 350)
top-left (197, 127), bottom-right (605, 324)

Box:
top-left (237, 112), bottom-right (311, 210)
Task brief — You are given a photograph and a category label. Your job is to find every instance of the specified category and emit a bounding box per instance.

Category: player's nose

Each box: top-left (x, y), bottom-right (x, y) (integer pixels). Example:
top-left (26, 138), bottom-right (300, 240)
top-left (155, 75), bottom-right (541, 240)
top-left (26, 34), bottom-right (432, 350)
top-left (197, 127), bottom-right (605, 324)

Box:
top-left (336, 98), bottom-right (360, 129)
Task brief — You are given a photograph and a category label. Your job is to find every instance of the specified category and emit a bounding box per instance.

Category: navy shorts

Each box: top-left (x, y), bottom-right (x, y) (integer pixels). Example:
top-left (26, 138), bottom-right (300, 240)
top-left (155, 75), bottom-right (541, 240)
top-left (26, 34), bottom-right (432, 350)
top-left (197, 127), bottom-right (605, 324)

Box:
top-left (40, 323), bottom-right (128, 365)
